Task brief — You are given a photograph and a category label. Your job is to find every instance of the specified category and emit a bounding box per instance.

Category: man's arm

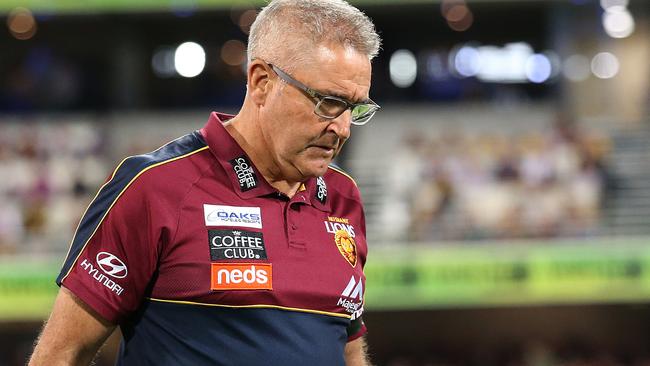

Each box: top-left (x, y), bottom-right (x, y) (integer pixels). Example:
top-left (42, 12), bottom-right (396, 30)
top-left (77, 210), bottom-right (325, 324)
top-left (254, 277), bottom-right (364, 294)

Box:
top-left (344, 336), bottom-right (371, 366)
top-left (29, 286), bottom-right (116, 365)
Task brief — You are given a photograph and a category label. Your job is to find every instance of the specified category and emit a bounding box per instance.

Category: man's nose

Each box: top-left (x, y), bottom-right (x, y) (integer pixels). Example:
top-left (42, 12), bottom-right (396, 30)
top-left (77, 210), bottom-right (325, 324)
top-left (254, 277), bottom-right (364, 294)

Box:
top-left (327, 110), bottom-right (352, 140)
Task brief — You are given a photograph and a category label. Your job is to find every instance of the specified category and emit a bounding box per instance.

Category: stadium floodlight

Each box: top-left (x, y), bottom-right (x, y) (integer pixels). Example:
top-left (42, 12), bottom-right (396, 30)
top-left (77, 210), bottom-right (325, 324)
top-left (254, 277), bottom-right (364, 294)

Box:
top-left (389, 49), bottom-right (417, 88)
top-left (591, 52), bottom-right (620, 79)
top-left (174, 41), bottom-right (206, 78)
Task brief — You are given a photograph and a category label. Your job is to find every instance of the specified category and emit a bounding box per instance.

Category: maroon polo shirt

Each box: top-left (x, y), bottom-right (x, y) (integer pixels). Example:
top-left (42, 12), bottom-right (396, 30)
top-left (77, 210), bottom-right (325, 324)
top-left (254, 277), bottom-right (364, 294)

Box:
top-left (57, 112), bottom-right (368, 365)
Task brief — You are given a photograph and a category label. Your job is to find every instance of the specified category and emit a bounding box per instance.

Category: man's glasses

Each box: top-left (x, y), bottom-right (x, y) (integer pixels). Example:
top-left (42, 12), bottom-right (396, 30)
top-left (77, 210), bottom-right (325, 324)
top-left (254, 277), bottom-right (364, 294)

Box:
top-left (267, 63), bottom-right (380, 126)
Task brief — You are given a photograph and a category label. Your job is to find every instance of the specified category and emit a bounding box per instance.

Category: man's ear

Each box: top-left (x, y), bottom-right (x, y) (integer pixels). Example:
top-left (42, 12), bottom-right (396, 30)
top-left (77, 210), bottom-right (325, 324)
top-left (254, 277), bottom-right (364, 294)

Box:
top-left (247, 60), bottom-right (273, 106)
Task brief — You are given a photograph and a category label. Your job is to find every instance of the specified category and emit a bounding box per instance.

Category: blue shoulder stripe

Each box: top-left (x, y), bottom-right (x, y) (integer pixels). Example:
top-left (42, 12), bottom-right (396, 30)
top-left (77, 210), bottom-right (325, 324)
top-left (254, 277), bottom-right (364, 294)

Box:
top-left (57, 131), bottom-right (208, 284)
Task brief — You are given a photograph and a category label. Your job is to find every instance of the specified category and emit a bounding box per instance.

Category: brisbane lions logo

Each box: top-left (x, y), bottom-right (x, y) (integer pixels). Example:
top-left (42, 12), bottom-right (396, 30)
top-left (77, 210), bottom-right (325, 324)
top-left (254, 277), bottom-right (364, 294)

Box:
top-left (334, 229), bottom-right (357, 267)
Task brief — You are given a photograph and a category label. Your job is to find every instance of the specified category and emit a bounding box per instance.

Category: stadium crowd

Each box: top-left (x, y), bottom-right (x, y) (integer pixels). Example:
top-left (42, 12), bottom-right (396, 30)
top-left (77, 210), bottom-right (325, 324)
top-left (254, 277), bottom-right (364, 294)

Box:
top-left (0, 118), bottom-right (616, 253)
top-left (0, 121), bottom-right (109, 253)
top-left (378, 121), bottom-right (614, 242)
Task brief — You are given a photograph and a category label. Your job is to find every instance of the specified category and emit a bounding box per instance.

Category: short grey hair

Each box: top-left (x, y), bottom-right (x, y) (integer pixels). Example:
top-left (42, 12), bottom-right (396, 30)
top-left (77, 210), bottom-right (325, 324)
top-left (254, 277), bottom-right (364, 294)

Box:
top-left (247, 0), bottom-right (381, 72)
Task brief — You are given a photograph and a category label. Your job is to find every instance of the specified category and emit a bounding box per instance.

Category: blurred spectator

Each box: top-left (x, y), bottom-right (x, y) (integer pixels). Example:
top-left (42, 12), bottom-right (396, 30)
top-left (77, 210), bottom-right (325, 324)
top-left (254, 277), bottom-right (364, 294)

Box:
top-left (0, 120), bottom-right (110, 253)
top-left (381, 120), bottom-right (612, 242)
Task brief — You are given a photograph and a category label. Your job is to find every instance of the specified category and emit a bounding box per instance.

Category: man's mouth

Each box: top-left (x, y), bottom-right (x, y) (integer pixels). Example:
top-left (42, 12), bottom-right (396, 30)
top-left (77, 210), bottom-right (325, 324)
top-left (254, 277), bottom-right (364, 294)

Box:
top-left (309, 144), bottom-right (337, 156)
top-left (308, 135), bottom-right (340, 156)
top-left (313, 144), bottom-right (336, 152)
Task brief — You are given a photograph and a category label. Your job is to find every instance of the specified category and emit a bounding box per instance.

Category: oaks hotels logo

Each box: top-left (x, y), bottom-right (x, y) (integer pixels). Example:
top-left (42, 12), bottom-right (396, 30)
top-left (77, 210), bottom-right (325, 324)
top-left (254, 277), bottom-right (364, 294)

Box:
top-left (229, 155), bottom-right (258, 192)
top-left (338, 276), bottom-right (364, 320)
top-left (204, 204), bottom-right (262, 229)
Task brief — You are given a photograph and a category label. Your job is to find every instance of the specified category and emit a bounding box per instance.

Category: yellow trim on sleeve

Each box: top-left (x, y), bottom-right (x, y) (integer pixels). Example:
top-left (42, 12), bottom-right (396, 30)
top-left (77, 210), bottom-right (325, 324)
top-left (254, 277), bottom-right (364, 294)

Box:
top-left (60, 145), bottom-right (210, 282)
top-left (147, 297), bottom-right (352, 319)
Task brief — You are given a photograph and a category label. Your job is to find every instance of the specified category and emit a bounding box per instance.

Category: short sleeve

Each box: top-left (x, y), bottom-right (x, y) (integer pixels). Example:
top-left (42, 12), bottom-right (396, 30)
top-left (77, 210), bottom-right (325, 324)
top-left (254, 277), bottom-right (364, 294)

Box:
top-left (56, 157), bottom-right (167, 323)
top-left (346, 317), bottom-right (367, 341)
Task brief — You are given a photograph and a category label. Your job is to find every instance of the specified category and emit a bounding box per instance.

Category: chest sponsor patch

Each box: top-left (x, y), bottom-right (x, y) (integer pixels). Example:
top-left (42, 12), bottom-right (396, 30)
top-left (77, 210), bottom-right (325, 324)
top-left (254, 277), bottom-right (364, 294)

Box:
top-left (203, 204), bottom-right (262, 229)
top-left (324, 217), bottom-right (357, 267)
top-left (229, 155), bottom-right (258, 192)
top-left (210, 263), bottom-right (272, 291)
top-left (338, 275), bottom-right (364, 320)
top-left (208, 229), bottom-right (267, 260)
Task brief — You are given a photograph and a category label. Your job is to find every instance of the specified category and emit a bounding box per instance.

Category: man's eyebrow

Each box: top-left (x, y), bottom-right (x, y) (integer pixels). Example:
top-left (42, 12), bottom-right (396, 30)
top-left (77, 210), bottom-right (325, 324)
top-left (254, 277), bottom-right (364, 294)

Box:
top-left (319, 89), bottom-right (369, 104)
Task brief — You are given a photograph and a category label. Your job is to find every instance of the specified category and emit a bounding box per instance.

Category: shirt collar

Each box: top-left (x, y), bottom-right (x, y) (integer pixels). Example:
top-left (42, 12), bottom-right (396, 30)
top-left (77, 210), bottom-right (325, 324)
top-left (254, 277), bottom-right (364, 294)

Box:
top-left (200, 112), bottom-right (276, 199)
top-left (200, 112), bottom-right (332, 212)
top-left (302, 174), bottom-right (331, 212)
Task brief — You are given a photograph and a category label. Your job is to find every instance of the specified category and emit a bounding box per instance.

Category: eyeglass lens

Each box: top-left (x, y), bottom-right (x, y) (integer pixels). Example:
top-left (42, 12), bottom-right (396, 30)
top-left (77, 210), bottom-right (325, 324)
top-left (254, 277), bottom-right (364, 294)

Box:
top-left (315, 97), bottom-right (376, 124)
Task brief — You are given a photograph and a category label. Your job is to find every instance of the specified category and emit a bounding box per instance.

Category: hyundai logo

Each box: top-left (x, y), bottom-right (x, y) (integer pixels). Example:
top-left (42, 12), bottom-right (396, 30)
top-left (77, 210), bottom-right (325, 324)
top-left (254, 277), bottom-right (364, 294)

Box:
top-left (96, 252), bottom-right (128, 279)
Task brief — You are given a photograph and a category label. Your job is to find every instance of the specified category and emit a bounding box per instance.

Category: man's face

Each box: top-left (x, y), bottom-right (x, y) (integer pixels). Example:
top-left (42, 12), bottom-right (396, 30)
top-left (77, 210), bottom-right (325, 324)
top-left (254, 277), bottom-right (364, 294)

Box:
top-left (260, 44), bottom-right (372, 181)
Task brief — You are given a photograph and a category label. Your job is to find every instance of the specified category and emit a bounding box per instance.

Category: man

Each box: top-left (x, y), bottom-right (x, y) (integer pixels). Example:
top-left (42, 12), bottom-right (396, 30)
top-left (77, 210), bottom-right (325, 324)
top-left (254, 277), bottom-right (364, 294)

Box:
top-left (29, 0), bottom-right (381, 364)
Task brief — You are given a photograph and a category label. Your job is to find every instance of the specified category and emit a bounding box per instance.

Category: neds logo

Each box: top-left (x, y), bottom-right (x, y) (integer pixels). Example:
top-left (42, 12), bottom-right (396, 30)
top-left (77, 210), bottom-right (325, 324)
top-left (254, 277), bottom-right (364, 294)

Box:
top-left (210, 263), bottom-right (272, 290)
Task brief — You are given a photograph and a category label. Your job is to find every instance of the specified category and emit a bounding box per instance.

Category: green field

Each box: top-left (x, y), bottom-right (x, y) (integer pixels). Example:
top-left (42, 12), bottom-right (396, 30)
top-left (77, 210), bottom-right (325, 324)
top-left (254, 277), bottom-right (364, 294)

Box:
top-left (2, 237), bottom-right (650, 320)
top-left (364, 237), bottom-right (650, 310)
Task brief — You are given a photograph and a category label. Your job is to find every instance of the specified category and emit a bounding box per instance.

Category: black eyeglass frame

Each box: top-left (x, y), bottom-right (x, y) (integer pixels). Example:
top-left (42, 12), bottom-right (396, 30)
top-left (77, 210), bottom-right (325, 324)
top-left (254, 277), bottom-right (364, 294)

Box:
top-left (266, 62), bottom-right (380, 126)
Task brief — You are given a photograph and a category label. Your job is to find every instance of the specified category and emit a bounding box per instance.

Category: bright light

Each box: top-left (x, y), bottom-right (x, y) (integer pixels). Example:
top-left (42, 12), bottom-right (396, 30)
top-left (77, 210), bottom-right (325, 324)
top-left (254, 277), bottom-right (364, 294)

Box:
top-left (221, 39), bottom-right (246, 66)
top-left (563, 55), bottom-right (590, 82)
top-left (426, 52), bottom-right (447, 80)
top-left (389, 49), bottom-right (417, 88)
top-left (476, 43), bottom-right (532, 83)
top-left (591, 52), bottom-right (619, 79)
top-left (544, 50), bottom-right (562, 79)
top-left (8, 7), bottom-right (37, 40)
top-left (525, 54), bottom-right (552, 83)
top-left (451, 42), bottom-right (558, 84)
top-left (452, 45), bottom-right (480, 77)
top-left (174, 42), bottom-right (206, 78)
top-left (602, 7), bottom-right (635, 38)
top-left (444, 4), bottom-right (473, 32)
top-left (445, 4), bottom-right (469, 22)
top-left (600, 0), bottom-right (628, 10)
top-left (238, 9), bottom-right (257, 35)
top-left (152, 46), bottom-right (176, 78)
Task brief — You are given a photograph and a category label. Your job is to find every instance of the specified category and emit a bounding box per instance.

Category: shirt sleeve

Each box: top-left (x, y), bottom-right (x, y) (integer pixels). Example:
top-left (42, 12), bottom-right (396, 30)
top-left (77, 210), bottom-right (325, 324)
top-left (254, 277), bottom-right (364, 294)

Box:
top-left (346, 316), bottom-right (367, 341)
top-left (56, 157), bottom-right (168, 323)
top-left (348, 184), bottom-right (369, 342)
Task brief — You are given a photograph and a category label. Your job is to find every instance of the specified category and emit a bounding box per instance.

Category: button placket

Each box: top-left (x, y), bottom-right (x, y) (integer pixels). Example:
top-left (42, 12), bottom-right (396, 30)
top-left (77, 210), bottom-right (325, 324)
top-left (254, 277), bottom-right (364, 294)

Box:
top-left (286, 199), bottom-right (307, 249)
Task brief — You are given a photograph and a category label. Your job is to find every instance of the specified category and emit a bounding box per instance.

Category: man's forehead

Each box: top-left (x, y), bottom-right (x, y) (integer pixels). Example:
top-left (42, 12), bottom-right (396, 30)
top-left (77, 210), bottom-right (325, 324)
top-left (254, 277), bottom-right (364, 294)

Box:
top-left (313, 43), bottom-right (370, 65)
top-left (298, 44), bottom-right (372, 101)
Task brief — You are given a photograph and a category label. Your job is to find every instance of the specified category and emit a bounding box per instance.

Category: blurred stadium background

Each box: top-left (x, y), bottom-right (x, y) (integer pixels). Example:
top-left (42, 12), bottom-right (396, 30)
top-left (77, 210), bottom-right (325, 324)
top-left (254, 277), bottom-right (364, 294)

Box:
top-left (1, 0), bottom-right (650, 365)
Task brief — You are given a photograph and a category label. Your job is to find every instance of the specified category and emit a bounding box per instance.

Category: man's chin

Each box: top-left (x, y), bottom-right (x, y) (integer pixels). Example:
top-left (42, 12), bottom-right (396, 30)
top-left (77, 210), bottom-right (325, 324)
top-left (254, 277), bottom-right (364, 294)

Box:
top-left (298, 159), bottom-right (331, 179)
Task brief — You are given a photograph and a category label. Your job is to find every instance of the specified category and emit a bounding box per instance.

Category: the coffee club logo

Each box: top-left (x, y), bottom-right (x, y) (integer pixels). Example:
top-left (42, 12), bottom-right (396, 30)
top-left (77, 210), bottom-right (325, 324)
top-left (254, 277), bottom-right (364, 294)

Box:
top-left (208, 229), bottom-right (267, 260)
top-left (229, 155), bottom-right (258, 192)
